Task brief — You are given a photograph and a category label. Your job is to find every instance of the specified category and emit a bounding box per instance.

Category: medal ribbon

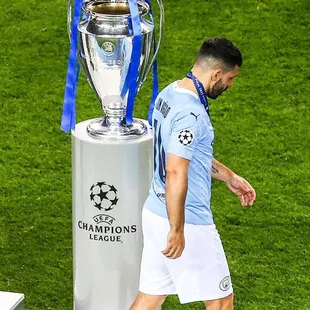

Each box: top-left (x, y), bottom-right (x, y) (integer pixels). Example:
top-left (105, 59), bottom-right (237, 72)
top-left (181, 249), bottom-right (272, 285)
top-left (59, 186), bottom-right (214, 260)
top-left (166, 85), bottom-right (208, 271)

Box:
top-left (186, 71), bottom-right (210, 117)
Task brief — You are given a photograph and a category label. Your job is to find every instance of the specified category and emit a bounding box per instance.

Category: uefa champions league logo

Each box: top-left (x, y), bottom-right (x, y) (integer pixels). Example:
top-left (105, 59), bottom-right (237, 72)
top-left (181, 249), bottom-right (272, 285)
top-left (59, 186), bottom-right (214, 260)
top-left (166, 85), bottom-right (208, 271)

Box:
top-left (76, 181), bottom-right (136, 243)
top-left (90, 182), bottom-right (119, 212)
top-left (101, 41), bottom-right (116, 56)
top-left (178, 130), bottom-right (194, 146)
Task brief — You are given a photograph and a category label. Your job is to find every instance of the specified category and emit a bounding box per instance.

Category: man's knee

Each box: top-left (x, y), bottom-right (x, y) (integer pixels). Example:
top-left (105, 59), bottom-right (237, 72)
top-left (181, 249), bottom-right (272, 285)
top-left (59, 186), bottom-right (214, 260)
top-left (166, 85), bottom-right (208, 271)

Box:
top-left (204, 293), bottom-right (234, 310)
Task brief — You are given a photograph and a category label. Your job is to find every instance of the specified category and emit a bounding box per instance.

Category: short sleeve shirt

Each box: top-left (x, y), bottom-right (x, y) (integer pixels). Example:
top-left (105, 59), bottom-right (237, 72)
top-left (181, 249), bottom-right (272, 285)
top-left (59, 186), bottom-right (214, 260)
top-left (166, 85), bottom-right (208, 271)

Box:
top-left (145, 81), bottom-right (215, 225)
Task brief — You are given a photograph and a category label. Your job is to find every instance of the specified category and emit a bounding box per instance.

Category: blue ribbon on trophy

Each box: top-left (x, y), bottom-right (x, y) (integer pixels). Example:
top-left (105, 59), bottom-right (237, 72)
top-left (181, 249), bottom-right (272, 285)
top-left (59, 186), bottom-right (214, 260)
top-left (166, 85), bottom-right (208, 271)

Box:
top-left (61, 0), bottom-right (160, 132)
top-left (120, 0), bottom-right (142, 125)
top-left (61, 0), bottom-right (83, 133)
top-left (145, 0), bottom-right (159, 126)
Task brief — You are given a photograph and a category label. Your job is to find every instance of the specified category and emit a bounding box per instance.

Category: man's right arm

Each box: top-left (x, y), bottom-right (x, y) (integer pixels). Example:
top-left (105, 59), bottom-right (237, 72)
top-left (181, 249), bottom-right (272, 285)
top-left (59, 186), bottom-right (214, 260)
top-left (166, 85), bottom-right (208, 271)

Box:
top-left (162, 106), bottom-right (203, 259)
top-left (161, 153), bottom-right (189, 259)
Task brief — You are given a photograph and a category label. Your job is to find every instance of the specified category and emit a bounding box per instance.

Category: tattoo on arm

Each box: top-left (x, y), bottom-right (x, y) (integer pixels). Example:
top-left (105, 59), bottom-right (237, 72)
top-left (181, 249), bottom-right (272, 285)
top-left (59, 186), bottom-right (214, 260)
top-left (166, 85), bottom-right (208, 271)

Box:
top-left (212, 166), bottom-right (219, 174)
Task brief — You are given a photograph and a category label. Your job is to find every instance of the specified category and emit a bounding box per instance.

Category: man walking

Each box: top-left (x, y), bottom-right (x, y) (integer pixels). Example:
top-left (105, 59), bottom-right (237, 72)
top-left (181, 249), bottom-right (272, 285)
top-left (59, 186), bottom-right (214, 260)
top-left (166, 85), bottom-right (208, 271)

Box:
top-left (130, 37), bottom-right (256, 310)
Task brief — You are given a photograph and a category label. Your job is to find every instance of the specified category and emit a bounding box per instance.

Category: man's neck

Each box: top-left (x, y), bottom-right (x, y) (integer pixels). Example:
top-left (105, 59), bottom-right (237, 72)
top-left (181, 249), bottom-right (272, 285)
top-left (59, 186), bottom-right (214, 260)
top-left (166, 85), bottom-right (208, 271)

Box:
top-left (177, 78), bottom-right (197, 94)
top-left (191, 66), bottom-right (211, 92)
top-left (178, 67), bottom-right (211, 95)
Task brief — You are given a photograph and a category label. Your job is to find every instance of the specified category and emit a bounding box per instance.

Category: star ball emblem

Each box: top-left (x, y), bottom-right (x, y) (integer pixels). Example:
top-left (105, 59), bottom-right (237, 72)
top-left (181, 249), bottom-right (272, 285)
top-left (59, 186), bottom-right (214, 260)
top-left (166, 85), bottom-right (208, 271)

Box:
top-left (178, 130), bottom-right (194, 146)
top-left (90, 182), bottom-right (119, 212)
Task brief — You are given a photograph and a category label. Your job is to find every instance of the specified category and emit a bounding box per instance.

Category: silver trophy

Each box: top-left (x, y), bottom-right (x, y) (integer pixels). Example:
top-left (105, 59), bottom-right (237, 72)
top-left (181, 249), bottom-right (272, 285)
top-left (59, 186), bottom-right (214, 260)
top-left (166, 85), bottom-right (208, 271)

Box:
top-left (68, 0), bottom-right (164, 139)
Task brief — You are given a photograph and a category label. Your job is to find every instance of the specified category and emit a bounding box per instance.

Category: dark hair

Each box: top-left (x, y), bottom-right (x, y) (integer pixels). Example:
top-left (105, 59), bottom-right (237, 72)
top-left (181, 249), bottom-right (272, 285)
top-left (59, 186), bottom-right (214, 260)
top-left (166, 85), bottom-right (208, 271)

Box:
top-left (197, 37), bottom-right (243, 71)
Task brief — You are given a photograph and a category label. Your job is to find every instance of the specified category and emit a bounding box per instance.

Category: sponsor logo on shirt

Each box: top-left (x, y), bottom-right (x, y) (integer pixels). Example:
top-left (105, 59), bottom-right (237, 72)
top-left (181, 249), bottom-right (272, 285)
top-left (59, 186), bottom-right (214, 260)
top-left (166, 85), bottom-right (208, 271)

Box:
top-left (190, 112), bottom-right (200, 121)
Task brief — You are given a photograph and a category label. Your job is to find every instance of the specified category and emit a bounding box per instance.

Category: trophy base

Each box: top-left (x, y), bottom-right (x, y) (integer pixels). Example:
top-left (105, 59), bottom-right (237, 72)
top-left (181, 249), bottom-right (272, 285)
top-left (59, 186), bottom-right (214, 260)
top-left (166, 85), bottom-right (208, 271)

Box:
top-left (87, 117), bottom-right (148, 140)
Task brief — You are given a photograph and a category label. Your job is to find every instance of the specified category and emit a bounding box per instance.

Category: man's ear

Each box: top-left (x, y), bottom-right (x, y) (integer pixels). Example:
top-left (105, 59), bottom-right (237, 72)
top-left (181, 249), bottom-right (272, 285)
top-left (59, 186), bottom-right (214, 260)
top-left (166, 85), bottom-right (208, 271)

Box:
top-left (211, 69), bottom-right (222, 82)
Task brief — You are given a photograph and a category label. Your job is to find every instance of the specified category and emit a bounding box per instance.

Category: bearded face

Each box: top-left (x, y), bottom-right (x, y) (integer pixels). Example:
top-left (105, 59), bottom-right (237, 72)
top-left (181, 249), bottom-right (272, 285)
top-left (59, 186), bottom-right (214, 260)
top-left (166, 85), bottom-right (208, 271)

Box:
top-left (208, 79), bottom-right (228, 99)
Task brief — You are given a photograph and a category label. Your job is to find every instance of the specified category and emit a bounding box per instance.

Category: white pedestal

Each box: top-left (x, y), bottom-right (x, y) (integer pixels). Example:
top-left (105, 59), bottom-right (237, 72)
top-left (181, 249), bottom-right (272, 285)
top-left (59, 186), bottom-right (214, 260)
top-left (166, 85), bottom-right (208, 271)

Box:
top-left (72, 119), bottom-right (153, 310)
top-left (0, 292), bottom-right (24, 310)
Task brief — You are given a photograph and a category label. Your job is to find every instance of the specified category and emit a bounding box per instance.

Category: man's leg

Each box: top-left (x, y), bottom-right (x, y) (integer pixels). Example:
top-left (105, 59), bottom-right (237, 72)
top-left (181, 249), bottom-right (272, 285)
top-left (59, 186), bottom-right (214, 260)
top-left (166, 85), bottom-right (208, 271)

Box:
top-left (130, 292), bottom-right (167, 310)
top-left (204, 293), bottom-right (234, 310)
top-left (133, 209), bottom-right (175, 309)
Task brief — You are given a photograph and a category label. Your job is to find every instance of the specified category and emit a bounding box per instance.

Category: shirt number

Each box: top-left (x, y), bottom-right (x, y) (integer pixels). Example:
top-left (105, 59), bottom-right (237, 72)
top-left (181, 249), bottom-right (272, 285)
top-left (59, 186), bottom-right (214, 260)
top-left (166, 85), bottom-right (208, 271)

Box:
top-left (153, 119), bottom-right (166, 184)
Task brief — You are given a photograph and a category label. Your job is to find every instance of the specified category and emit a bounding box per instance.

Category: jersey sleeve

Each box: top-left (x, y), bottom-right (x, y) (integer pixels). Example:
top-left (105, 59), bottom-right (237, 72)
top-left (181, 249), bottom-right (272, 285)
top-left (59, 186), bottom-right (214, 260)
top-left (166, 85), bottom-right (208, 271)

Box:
top-left (167, 108), bottom-right (204, 160)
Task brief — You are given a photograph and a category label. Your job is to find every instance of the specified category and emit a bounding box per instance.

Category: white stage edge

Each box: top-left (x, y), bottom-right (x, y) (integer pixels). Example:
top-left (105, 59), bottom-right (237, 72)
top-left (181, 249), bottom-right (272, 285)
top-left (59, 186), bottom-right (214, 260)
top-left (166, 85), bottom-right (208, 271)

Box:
top-left (0, 292), bottom-right (24, 310)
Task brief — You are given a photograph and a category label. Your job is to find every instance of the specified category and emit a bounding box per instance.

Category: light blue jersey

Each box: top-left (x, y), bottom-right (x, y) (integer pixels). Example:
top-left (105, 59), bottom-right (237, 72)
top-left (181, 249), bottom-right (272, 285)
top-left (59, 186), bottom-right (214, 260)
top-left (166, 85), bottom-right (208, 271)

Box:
top-left (145, 81), bottom-right (215, 225)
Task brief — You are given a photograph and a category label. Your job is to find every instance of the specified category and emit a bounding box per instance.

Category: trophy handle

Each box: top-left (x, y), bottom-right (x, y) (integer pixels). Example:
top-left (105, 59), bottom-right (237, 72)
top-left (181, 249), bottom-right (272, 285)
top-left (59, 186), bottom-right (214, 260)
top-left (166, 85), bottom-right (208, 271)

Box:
top-left (139, 0), bottom-right (164, 87)
top-left (67, 0), bottom-right (89, 41)
top-left (67, 0), bottom-right (73, 40)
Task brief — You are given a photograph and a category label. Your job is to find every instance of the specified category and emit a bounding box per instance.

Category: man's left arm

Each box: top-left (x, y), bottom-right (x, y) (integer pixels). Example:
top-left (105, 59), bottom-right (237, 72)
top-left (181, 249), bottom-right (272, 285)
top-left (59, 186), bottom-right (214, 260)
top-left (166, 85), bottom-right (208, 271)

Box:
top-left (212, 158), bottom-right (256, 206)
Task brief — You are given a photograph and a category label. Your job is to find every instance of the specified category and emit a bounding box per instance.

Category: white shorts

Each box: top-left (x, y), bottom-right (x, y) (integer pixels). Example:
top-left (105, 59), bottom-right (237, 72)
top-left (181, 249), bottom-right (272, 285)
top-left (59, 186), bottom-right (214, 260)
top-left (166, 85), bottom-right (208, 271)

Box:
top-left (139, 208), bottom-right (233, 304)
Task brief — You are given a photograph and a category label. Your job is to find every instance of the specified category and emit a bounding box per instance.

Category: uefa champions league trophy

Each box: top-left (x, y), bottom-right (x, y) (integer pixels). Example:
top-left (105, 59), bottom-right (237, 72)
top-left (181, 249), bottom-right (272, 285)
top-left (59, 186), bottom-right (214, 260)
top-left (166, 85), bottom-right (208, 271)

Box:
top-left (77, 0), bottom-right (162, 138)
top-left (62, 0), bottom-right (164, 309)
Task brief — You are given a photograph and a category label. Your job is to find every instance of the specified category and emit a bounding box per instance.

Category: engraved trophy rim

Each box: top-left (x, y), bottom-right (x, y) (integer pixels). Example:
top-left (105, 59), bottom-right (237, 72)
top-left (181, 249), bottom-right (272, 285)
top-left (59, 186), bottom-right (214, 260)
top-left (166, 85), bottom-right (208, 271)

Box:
top-left (84, 0), bottom-right (150, 19)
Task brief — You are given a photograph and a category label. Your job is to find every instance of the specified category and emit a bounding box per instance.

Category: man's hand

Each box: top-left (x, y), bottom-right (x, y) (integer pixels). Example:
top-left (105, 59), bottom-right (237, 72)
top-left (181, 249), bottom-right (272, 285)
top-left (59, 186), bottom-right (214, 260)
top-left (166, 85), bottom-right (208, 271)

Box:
top-left (226, 175), bottom-right (256, 206)
top-left (162, 230), bottom-right (185, 259)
